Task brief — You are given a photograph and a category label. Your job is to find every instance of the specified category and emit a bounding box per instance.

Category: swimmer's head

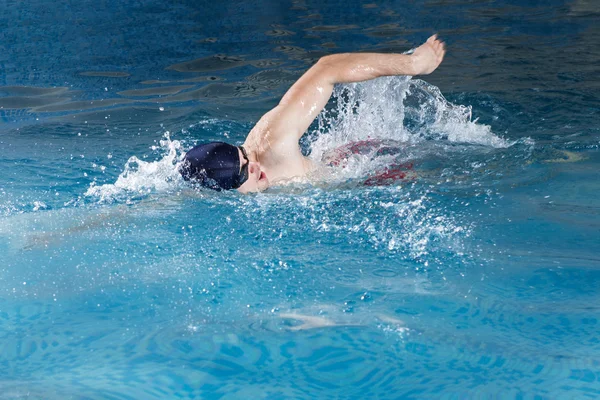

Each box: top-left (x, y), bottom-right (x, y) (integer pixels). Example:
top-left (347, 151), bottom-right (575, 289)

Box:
top-left (179, 142), bottom-right (269, 193)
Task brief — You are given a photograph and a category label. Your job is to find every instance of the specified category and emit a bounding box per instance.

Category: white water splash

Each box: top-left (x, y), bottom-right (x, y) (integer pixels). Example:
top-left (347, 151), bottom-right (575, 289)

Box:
top-left (85, 133), bottom-right (185, 203)
top-left (376, 194), bottom-right (467, 259)
top-left (309, 76), bottom-right (512, 164)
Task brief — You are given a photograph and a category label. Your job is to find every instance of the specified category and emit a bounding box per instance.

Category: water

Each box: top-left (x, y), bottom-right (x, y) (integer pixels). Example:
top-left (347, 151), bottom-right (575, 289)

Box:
top-left (1, 0), bottom-right (599, 398)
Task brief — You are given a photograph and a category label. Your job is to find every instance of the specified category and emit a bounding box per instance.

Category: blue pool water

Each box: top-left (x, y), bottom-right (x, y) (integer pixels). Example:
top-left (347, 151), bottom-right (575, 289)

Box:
top-left (1, 0), bottom-right (599, 398)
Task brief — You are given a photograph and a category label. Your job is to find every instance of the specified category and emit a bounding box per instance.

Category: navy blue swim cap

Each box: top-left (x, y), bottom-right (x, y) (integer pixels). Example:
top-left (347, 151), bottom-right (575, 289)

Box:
top-left (179, 142), bottom-right (248, 190)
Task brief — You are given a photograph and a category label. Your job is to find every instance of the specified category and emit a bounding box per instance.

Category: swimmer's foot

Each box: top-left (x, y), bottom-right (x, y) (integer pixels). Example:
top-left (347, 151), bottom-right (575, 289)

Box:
top-left (543, 150), bottom-right (586, 163)
top-left (411, 34), bottom-right (446, 75)
top-left (279, 313), bottom-right (337, 331)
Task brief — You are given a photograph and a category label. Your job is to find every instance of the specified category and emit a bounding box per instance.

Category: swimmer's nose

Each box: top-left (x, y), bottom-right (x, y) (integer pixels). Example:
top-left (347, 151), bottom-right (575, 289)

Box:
top-left (248, 162), bottom-right (261, 179)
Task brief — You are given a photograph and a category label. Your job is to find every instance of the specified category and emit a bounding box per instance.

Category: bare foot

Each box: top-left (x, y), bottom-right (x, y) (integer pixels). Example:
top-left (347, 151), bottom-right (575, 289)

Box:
top-left (279, 313), bottom-right (338, 330)
top-left (411, 34), bottom-right (446, 75)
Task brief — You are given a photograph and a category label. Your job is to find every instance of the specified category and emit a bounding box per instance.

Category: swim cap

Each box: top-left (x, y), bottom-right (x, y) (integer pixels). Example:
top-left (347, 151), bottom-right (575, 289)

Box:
top-left (179, 142), bottom-right (249, 190)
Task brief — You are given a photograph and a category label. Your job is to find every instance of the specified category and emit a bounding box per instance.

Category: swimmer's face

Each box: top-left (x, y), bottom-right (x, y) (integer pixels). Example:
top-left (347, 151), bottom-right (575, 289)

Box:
top-left (236, 148), bottom-right (269, 193)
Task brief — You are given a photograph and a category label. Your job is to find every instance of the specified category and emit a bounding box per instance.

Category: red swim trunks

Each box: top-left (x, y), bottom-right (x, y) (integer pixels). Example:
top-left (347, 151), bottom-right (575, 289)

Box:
top-left (323, 139), bottom-right (415, 186)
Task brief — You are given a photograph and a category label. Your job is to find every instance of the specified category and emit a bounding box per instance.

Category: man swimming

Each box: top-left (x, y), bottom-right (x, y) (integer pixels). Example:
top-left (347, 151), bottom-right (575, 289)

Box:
top-left (179, 34), bottom-right (446, 193)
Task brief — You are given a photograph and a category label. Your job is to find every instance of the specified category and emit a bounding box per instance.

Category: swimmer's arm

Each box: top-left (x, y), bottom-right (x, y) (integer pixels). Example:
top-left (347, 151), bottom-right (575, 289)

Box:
top-left (264, 35), bottom-right (446, 147)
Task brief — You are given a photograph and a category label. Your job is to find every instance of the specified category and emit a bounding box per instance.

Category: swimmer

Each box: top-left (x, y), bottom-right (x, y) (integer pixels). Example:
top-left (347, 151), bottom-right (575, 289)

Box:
top-left (179, 35), bottom-right (446, 193)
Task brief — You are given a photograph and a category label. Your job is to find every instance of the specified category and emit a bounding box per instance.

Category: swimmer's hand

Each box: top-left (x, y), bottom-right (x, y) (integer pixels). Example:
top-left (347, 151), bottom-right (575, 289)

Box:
top-left (410, 34), bottom-right (446, 75)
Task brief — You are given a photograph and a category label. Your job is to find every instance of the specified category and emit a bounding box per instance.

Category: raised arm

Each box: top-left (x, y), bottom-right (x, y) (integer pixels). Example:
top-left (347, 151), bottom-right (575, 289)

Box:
top-left (249, 35), bottom-right (445, 150)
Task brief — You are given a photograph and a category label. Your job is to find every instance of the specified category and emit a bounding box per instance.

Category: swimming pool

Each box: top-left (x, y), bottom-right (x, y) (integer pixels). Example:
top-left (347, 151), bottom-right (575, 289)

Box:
top-left (1, 0), bottom-right (599, 398)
